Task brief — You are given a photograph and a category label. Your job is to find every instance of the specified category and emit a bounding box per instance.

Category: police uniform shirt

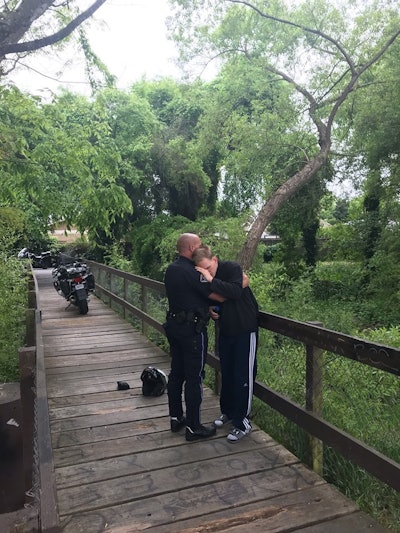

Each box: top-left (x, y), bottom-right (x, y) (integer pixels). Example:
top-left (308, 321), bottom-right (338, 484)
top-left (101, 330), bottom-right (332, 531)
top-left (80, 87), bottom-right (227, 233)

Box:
top-left (164, 255), bottom-right (213, 312)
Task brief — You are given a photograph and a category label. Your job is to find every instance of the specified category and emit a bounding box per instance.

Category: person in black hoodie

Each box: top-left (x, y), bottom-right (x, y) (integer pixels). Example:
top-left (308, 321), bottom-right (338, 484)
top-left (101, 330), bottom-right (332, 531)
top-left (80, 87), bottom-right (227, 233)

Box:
top-left (192, 245), bottom-right (259, 442)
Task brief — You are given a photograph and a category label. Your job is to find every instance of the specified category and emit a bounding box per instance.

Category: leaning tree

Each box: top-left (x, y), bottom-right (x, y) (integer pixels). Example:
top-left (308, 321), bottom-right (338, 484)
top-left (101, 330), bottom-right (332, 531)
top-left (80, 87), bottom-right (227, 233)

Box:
top-left (169, 0), bottom-right (400, 269)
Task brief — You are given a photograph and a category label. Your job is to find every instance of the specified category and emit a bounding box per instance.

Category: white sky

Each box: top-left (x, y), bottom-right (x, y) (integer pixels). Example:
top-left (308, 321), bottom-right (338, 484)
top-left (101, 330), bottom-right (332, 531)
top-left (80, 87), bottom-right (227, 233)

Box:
top-left (8, 0), bottom-right (183, 97)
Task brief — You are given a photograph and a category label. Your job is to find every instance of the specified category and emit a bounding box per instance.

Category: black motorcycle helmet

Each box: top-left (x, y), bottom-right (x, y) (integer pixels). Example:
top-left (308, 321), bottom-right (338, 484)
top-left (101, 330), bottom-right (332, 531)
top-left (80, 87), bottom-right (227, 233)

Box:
top-left (140, 366), bottom-right (167, 396)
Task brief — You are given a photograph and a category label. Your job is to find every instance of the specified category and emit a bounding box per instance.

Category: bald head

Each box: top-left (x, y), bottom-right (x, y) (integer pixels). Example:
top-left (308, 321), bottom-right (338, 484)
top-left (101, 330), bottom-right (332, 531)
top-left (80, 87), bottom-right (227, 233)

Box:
top-left (177, 233), bottom-right (202, 259)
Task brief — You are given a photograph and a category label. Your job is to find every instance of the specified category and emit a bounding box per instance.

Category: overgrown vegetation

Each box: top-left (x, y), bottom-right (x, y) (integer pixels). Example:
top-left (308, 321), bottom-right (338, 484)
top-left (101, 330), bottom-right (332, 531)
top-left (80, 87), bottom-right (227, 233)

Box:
top-left (0, 234), bottom-right (29, 383)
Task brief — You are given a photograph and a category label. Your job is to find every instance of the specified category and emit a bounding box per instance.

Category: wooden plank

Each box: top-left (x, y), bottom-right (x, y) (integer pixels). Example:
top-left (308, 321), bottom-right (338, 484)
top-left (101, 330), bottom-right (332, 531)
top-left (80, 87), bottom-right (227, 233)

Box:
top-left (151, 485), bottom-right (361, 533)
top-left (49, 395), bottom-right (220, 433)
top-left (289, 512), bottom-right (388, 532)
top-left (44, 346), bottom-right (163, 364)
top-left (44, 339), bottom-right (153, 357)
top-left (57, 462), bottom-right (320, 517)
top-left (49, 394), bottom-right (171, 420)
top-left (46, 366), bottom-right (169, 389)
top-left (56, 438), bottom-right (289, 489)
top-left (58, 484), bottom-right (355, 532)
top-left (48, 382), bottom-right (215, 408)
top-left (48, 389), bottom-right (145, 408)
top-left (53, 428), bottom-right (273, 468)
top-left (44, 332), bottom-right (146, 347)
top-left (50, 405), bottom-right (221, 448)
top-left (45, 356), bottom-right (167, 377)
top-left (42, 324), bottom-right (135, 337)
top-left (46, 376), bottom-right (147, 397)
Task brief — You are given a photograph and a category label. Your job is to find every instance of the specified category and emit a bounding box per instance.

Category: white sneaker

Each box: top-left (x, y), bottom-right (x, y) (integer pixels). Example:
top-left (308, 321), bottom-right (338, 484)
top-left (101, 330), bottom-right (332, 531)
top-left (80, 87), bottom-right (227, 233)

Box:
top-left (214, 414), bottom-right (230, 427)
top-left (227, 425), bottom-right (251, 442)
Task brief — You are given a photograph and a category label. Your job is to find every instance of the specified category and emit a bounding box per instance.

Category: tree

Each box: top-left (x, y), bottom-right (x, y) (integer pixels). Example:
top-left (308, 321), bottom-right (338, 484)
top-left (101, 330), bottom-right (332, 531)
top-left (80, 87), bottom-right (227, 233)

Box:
top-left (195, 57), bottom-right (299, 217)
top-left (169, 0), bottom-right (400, 269)
top-left (134, 79), bottom-right (213, 219)
top-left (0, 1), bottom-right (107, 64)
top-left (346, 38), bottom-right (400, 262)
top-left (0, 86), bottom-right (132, 246)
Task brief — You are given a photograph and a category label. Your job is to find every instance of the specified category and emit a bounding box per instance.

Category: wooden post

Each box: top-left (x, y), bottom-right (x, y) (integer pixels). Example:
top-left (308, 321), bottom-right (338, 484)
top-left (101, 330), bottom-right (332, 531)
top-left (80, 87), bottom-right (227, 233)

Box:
top-left (305, 321), bottom-right (324, 476)
top-left (28, 289), bottom-right (36, 309)
top-left (107, 271), bottom-right (111, 306)
top-left (141, 285), bottom-right (148, 336)
top-left (19, 346), bottom-right (36, 502)
top-left (25, 308), bottom-right (36, 347)
top-left (123, 278), bottom-right (128, 320)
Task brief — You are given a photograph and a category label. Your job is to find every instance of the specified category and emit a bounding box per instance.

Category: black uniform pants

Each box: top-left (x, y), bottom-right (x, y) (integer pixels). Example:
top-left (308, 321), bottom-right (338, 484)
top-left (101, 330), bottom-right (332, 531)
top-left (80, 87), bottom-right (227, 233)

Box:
top-left (165, 320), bottom-right (208, 429)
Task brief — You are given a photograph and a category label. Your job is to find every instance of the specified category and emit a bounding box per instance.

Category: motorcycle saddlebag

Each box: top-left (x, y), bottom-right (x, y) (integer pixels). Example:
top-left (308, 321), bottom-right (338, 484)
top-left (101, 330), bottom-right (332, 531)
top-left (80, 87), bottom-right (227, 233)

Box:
top-left (86, 272), bottom-right (95, 291)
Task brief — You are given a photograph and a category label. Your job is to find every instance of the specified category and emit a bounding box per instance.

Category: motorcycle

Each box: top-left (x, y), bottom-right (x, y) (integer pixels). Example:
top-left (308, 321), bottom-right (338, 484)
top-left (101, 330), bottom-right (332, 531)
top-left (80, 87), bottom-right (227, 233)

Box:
top-left (52, 261), bottom-right (95, 315)
top-left (18, 248), bottom-right (53, 269)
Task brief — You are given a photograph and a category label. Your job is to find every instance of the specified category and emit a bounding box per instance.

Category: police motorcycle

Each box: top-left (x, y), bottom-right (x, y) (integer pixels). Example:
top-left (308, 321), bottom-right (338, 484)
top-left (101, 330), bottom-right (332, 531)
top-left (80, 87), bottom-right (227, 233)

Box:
top-left (52, 261), bottom-right (95, 315)
top-left (18, 247), bottom-right (53, 269)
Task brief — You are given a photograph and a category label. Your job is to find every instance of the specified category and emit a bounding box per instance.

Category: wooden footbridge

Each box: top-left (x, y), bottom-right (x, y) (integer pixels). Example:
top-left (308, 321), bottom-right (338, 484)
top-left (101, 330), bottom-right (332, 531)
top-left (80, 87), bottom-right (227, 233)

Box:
top-left (26, 268), bottom-right (392, 532)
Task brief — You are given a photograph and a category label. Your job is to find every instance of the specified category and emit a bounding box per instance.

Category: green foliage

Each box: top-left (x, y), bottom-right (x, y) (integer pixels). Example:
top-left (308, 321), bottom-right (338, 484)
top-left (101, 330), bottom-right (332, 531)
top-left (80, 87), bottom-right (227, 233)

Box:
top-left (160, 136), bottom-right (211, 219)
top-left (157, 213), bottom-right (266, 270)
top-left (118, 213), bottom-right (266, 281)
top-left (196, 57), bottom-right (301, 216)
top-left (318, 223), bottom-right (363, 261)
top-left (129, 215), bottom-right (191, 280)
top-left (78, 29), bottom-right (116, 93)
top-left (248, 263), bottom-right (291, 304)
top-left (0, 86), bottom-right (134, 246)
top-left (0, 207), bottom-right (26, 248)
top-left (0, 237), bottom-right (28, 382)
top-left (357, 325), bottom-right (400, 349)
top-left (252, 261), bottom-right (364, 334)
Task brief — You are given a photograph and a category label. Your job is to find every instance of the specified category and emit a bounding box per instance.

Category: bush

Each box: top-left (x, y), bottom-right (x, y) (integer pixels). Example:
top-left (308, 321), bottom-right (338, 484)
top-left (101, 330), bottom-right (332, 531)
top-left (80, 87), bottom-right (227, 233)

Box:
top-left (0, 239), bottom-right (28, 382)
top-left (318, 223), bottom-right (363, 261)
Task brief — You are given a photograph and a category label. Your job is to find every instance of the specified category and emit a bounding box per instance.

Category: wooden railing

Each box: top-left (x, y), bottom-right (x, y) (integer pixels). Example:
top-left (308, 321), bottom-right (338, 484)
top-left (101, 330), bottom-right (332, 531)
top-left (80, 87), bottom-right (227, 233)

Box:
top-left (86, 260), bottom-right (400, 492)
top-left (26, 269), bottom-right (60, 533)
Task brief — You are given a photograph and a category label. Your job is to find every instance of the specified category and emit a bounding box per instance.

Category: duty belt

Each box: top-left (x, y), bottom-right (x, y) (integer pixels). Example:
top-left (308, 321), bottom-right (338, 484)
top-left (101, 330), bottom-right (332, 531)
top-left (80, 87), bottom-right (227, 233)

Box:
top-left (166, 309), bottom-right (209, 331)
top-left (167, 310), bottom-right (196, 323)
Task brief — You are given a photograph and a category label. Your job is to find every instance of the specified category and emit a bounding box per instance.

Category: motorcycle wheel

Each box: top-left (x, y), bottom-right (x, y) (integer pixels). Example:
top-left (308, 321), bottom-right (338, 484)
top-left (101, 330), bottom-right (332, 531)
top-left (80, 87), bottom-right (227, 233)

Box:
top-left (77, 298), bottom-right (89, 315)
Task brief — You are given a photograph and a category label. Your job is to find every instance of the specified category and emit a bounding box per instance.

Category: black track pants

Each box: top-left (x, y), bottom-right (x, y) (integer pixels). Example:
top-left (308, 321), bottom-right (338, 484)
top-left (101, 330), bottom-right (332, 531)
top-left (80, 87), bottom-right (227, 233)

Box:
top-left (218, 331), bottom-right (258, 431)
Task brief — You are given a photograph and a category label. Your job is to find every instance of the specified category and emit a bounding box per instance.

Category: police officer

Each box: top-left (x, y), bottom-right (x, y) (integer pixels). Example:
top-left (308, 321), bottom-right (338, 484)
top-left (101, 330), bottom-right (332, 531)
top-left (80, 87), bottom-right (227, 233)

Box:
top-left (164, 233), bottom-right (216, 441)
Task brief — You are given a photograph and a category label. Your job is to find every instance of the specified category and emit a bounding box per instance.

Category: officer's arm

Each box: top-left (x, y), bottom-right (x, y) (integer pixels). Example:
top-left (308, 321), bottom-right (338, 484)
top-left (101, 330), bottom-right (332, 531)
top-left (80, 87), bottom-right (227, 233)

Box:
top-left (209, 273), bottom-right (248, 302)
top-left (208, 292), bottom-right (226, 302)
top-left (209, 265), bottom-right (243, 300)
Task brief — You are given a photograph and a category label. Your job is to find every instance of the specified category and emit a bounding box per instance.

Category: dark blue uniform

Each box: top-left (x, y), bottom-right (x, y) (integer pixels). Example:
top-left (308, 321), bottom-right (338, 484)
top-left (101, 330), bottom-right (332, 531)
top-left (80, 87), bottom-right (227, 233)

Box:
top-left (164, 256), bottom-right (213, 429)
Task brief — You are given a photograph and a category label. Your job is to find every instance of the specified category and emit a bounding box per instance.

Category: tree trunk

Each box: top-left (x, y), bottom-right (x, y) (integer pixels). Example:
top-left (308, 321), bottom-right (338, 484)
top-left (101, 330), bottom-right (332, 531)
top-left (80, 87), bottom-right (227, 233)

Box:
top-left (237, 144), bottom-right (330, 270)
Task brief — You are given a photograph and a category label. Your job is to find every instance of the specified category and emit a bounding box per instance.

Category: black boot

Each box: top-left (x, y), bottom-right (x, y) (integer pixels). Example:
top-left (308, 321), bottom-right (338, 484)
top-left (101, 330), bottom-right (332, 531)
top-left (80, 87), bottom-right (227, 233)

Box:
top-left (185, 424), bottom-right (216, 441)
top-left (171, 416), bottom-right (186, 432)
